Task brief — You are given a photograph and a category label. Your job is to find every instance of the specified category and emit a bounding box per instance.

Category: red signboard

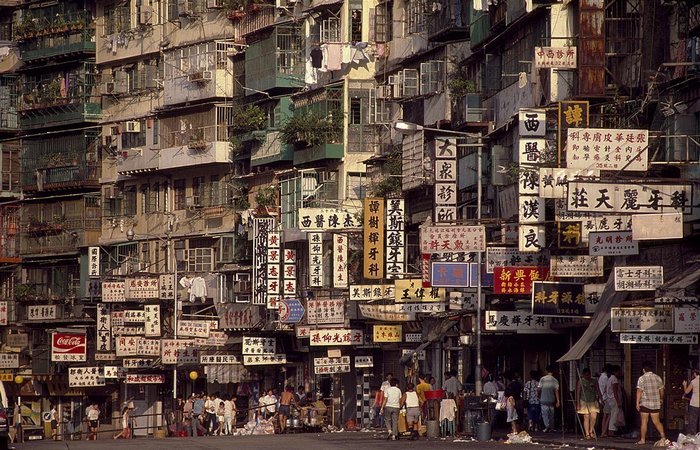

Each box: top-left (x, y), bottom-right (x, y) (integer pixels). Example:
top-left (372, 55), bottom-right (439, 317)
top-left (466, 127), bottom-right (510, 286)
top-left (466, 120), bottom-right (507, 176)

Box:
top-left (51, 332), bottom-right (87, 362)
top-left (493, 267), bottom-right (549, 295)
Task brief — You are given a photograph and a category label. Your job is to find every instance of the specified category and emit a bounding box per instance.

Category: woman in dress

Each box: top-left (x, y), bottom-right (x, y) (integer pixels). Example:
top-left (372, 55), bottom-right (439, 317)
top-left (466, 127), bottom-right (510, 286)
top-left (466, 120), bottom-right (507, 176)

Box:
top-left (113, 406), bottom-right (131, 439)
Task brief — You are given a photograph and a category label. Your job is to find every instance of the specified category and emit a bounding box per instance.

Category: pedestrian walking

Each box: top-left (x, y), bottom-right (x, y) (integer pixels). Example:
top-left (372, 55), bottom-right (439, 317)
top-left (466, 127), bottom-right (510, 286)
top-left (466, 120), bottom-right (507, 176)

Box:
top-left (205, 394), bottom-right (218, 435)
top-left (191, 393), bottom-right (205, 437)
top-left (224, 395), bottom-right (235, 435)
top-left (442, 370), bottom-right (462, 398)
top-left (683, 369), bottom-right (699, 435)
top-left (523, 370), bottom-right (541, 432)
top-left (538, 365), bottom-right (560, 433)
top-left (215, 400), bottom-right (225, 435)
top-left (381, 378), bottom-right (402, 441)
top-left (49, 403), bottom-right (58, 440)
top-left (401, 383), bottom-right (421, 440)
top-left (598, 364), bottom-right (611, 438)
top-left (604, 365), bottom-right (622, 437)
top-left (87, 403), bottom-right (100, 440)
top-left (380, 373), bottom-right (392, 395)
top-left (576, 368), bottom-right (601, 439)
top-left (113, 406), bottom-right (131, 439)
top-left (504, 388), bottom-right (519, 434)
top-left (371, 387), bottom-right (384, 428)
top-left (635, 361), bottom-right (668, 446)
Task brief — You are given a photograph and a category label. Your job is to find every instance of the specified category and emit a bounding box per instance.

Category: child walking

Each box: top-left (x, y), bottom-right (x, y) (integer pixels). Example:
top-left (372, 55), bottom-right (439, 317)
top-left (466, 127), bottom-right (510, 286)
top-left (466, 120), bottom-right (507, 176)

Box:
top-left (505, 388), bottom-right (519, 434)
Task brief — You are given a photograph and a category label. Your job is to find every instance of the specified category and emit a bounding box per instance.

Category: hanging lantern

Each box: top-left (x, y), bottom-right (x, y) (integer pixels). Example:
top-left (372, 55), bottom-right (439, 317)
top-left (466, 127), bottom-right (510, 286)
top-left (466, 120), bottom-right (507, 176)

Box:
top-left (189, 371), bottom-right (198, 381)
top-left (14, 375), bottom-right (23, 385)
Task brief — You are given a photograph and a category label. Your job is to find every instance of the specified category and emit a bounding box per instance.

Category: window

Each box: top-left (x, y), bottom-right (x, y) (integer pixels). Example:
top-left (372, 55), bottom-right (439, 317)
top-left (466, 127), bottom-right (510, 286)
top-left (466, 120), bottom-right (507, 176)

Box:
top-left (407, 0), bottom-right (427, 34)
top-left (141, 184), bottom-right (151, 214)
top-left (103, 187), bottom-right (123, 217)
top-left (346, 173), bottom-right (367, 200)
top-left (152, 119), bottom-right (159, 145)
top-left (122, 120), bottom-right (147, 149)
top-left (192, 176), bottom-right (204, 206)
top-left (350, 98), bottom-right (363, 125)
top-left (420, 60), bottom-right (445, 95)
top-left (105, 4), bottom-right (131, 35)
top-left (152, 182), bottom-right (161, 212)
top-left (140, 242), bottom-right (151, 270)
top-left (321, 17), bottom-right (341, 43)
top-left (123, 185), bottom-right (137, 216)
top-left (374, 2), bottom-right (392, 43)
top-left (174, 179), bottom-right (186, 210)
top-left (187, 248), bottom-right (214, 272)
top-left (350, 0), bottom-right (363, 43)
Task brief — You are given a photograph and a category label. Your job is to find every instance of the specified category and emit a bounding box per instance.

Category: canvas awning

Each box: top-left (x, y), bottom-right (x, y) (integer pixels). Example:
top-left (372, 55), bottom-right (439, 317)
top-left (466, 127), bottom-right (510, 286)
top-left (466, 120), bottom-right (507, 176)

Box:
top-left (557, 266), bottom-right (628, 363)
top-left (399, 317), bottom-right (458, 365)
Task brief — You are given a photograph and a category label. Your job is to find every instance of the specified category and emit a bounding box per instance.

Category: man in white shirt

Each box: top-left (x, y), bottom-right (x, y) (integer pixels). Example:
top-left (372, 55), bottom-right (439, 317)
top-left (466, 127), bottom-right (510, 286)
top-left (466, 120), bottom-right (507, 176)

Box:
top-left (380, 373), bottom-right (392, 395)
top-left (380, 379), bottom-right (402, 441)
top-left (604, 365), bottom-right (622, 437)
top-left (223, 395), bottom-right (235, 435)
top-left (598, 364), bottom-right (611, 438)
top-left (442, 370), bottom-right (462, 398)
top-left (259, 389), bottom-right (277, 420)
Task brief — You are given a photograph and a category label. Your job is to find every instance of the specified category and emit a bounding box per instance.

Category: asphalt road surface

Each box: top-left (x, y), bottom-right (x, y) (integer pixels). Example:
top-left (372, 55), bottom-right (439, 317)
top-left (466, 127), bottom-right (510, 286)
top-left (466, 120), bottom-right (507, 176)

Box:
top-left (13, 432), bottom-right (574, 450)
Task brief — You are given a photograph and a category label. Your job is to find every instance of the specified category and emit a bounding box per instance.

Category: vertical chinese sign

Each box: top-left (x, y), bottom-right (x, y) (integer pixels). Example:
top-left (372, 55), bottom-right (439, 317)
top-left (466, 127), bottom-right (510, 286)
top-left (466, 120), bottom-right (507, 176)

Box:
top-left (333, 234), bottom-right (348, 288)
top-left (96, 304), bottom-right (112, 353)
top-left (518, 109), bottom-right (547, 253)
top-left (308, 232), bottom-right (324, 288)
top-left (144, 305), bottom-right (161, 337)
top-left (88, 246), bottom-right (100, 278)
top-left (252, 218), bottom-right (275, 305)
top-left (385, 199), bottom-right (405, 279)
top-left (557, 100), bottom-right (589, 165)
top-left (434, 138), bottom-right (458, 223)
top-left (283, 248), bottom-right (297, 299)
top-left (267, 231), bottom-right (281, 309)
top-left (363, 198), bottom-right (384, 279)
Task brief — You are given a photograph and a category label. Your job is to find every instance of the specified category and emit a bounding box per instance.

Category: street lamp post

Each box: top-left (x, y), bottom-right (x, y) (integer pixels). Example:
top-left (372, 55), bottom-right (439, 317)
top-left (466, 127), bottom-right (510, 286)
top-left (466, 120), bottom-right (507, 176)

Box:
top-left (126, 226), bottom-right (179, 405)
top-left (393, 121), bottom-right (485, 396)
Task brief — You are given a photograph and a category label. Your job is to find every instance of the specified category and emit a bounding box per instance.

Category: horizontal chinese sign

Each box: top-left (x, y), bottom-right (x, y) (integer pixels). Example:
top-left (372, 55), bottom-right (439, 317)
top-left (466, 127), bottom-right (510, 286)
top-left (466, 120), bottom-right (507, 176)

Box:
top-left (373, 325), bottom-right (402, 343)
top-left (314, 356), bottom-right (351, 374)
top-left (307, 299), bottom-right (345, 325)
top-left (610, 307), bottom-right (673, 332)
top-left (674, 306), bottom-right (700, 334)
top-left (355, 355), bottom-right (374, 368)
top-left (349, 284), bottom-right (395, 301)
top-left (632, 212), bottom-right (683, 240)
top-left (531, 282), bottom-right (586, 317)
top-left (419, 225), bottom-right (486, 253)
top-left (161, 339), bottom-right (199, 365)
top-left (68, 367), bottom-right (105, 387)
top-left (589, 231), bottom-right (638, 256)
top-left (493, 267), bottom-right (548, 295)
top-left (28, 305), bottom-right (57, 321)
top-left (102, 281), bottom-right (126, 302)
top-left (298, 208), bottom-right (359, 230)
top-left (309, 329), bottom-right (363, 346)
top-left (485, 311), bottom-right (551, 333)
top-left (567, 181), bottom-right (691, 214)
top-left (619, 333), bottom-right (697, 345)
top-left (402, 349), bottom-right (426, 360)
top-left (566, 128), bottom-right (649, 171)
top-left (125, 374), bottom-right (165, 384)
top-left (394, 279), bottom-right (445, 302)
top-left (124, 276), bottom-right (160, 299)
top-left (486, 247), bottom-right (549, 273)
top-left (242, 337), bottom-right (276, 355)
top-left (655, 296), bottom-right (698, 305)
top-left (0, 353), bottom-right (19, 369)
top-left (195, 330), bottom-right (228, 347)
top-left (614, 266), bottom-right (664, 291)
top-left (534, 46), bottom-right (577, 69)
top-left (243, 354), bottom-right (287, 365)
top-left (550, 255), bottom-right (603, 277)
top-left (431, 262), bottom-right (470, 287)
top-left (177, 320), bottom-right (210, 338)
top-left (539, 168), bottom-right (599, 198)
top-left (200, 354), bottom-right (241, 365)
top-left (123, 358), bottom-right (156, 369)
top-left (404, 333), bottom-right (422, 343)
top-left (359, 303), bottom-right (445, 322)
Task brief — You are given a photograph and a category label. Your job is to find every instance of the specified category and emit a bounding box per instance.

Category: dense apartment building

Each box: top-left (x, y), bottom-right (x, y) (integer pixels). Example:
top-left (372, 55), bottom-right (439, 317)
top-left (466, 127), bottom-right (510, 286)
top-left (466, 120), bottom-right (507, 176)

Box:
top-left (0, 0), bottom-right (699, 438)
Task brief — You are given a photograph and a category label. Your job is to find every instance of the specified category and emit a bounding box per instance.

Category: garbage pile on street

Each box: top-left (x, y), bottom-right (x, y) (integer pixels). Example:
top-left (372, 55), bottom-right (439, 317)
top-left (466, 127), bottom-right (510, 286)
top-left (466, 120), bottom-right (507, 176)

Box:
top-left (668, 433), bottom-right (700, 450)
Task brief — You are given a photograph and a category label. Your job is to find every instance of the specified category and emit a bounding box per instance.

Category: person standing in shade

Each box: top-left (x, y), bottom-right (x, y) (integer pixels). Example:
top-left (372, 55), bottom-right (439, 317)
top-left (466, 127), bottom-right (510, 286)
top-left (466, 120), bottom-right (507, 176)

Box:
top-left (416, 374), bottom-right (432, 417)
top-left (49, 403), bottom-right (58, 440)
top-left (683, 369), bottom-right (699, 435)
top-left (598, 364), bottom-right (611, 438)
top-left (635, 361), bottom-right (668, 446)
top-left (191, 393), bottom-right (205, 437)
top-left (605, 365), bottom-right (622, 437)
top-left (538, 365), bottom-right (560, 433)
top-left (371, 386), bottom-right (384, 429)
top-left (442, 370), bottom-right (462, 398)
top-left (381, 378), bottom-right (402, 441)
top-left (576, 368), bottom-right (601, 439)
top-left (523, 370), bottom-right (541, 432)
top-left (401, 383), bottom-right (421, 440)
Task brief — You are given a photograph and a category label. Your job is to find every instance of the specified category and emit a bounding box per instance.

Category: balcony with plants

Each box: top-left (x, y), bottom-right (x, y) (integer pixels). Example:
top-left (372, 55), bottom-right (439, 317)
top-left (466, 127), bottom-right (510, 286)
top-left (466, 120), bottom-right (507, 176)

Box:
top-left (225, 0), bottom-right (276, 36)
top-left (18, 62), bottom-right (101, 129)
top-left (233, 99), bottom-right (295, 167)
top-left (20, 195), bottom-right (101, 256)
top-left (244, 24), bottom-right (305, 94)
top-left (21, 132), bottom-right (100, 193)
top-left (15, 10), bottom-right (95, 62)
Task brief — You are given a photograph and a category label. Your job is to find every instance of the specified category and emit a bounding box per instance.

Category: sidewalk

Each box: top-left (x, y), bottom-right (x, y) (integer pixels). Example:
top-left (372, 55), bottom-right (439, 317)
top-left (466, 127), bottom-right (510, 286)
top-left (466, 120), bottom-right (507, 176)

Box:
top-left (502, 430), bottom-right (672, 449)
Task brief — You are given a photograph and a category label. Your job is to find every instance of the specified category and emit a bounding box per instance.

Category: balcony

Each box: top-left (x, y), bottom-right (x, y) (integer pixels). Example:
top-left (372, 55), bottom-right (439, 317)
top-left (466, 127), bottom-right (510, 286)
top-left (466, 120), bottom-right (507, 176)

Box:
top-left (244, 25), bottom-right (305, 94)
top-left (20, 196), bottom-right (101, 256)
top-left (16, 11), bottom-right (95, 62)
top-left (21, 132), bottom-right (101, 192)
top-left (1, 140), bottom-right (20, 195)
top-left (427, 0), bottom-right (470, 42)
top-left (250, 131), bottom-right (294, 166)
top-left (159, 124), bottom-right (232, 170)
top-left (0, 205), bottom-right (20, 263)
top-left (235, 3), bottom-right (276, 36)
top-left (294, 143), bottom-right (344, 165)
top-left (469, 11), bottom-right (490, 49)
top-left (649, 134), bottom-right (700, 164)
top-left (451, 93), bottom-right (491, 127)
top-left (0, 75), bottom-right (19, 130)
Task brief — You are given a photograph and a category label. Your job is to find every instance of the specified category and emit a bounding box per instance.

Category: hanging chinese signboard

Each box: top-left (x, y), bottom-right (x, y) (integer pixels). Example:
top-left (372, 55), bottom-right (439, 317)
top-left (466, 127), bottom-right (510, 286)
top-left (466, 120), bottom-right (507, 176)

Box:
top-left (123, 358), bottom-right (156, 368)
top-left (420, 225), bottom-right (486, 253)
top-left (674, 306), bottom-right (700, 333)
top-left (486, 247), bottom-right (549, 273)
top-left (588, 231), bottom-right (638, 256)
top-left (144, 305), bottom-right (160, 337)
top-left (195, 330), bottom-right (228, 347)
top-left (519, 225), bottom-right (545, 252)
top-left (385, 199), bottom-right (405, 278)
top-left (266, 231), bottom-right (281, 309)
top-left (614, 266), bottom-right (664, 291)
top-left (159, 274), bottom-right (176, 300)
top-left (631, 212), bottom-right (684, 240)
top-left (96, 304), bottom-right (112, 353)
top-left (102, 281), bottom-right (125, 302)
top-left (584, 283), bottom-right (605, 314)
top-left (539, 168), bottom-right (598, 198)
top-left (281, 248), bottom-right (296, 301)
top-left (298, 208), bottom-right (359, 230)
top-left (519, 110), bottom-right (546, 137)
top-left (363, 198), bottom-right (385, 279)
top-left (243, 354), bottom-right (287, 365)
top-left (558, 101), bottom-right (589, 164)
top-left (359, 303), bottom-right (445, 321)
top-left (0, 353), bottom-right (19, 369)
top-left (307, 299), bottom-right (345, 325)
top-left (309, 329), bottom-right (363, 346)
top-left (314, 356), bottom-right (351, 374)
top-left (308, 232), bottom-right (323, 287)
top-left (494, 267), bottom-right (548, 295)
top-left (252, 218), bottom-right (274, 306)
top-left (519, 196), bottom-right (545, 224)
top-left (68, 367), bottom-right (105, 387)
top-left (373, 325), bottom-right (402, 343)
top-left (348, 284), bottom-right (395, 300)
top-left (200, 355), bottom-right (241, 365)
top-left (534, 46), bottom-right (577, 69)
top-left (531, 281), bottom-right (586, 317)
top-left (434, 137), bottom-right (458, 222)
top-left (333, 234), bottom-right (348, 288)
top-left (394, 279), bottom-right (445, 302)
top-left (161, 339), bottom-right (199, 364)
top-left (28, 305), bottom-right (57, 320)
top-left (125, 276), bottom-right (159, 299)
top-left (136, 338), bottom-right (160, 356)
top-left (557, 222), bottom-right (582, 249)
top-left (242, 336), bottom-right (276, 355)
top-left (567, 181), bottom-right (691, 214)
top-left (610, 307), bottom-right (673, 332)
top-left (125, 374), bottom-right (165, 384)
top-left (0, 302), bottom-right (6, 326)
top-left (485, 311), bottom-right (552, 333)
top-left (566, 128), bottom-right (649, 171)
top-left (620, 333), bottom-right (697, 345)
top-left (88, 246), bottom-right (100, 278)
top-left (431, 262), bottom-right (470, 287)
top-left (355, 356), bottom-right (374, 368)
top-left (550, 255), bottom-right (604, 277)
top-left (51, 332), bottom-right (87, 362)
top-left (177, 320), bottom-right (210, 338)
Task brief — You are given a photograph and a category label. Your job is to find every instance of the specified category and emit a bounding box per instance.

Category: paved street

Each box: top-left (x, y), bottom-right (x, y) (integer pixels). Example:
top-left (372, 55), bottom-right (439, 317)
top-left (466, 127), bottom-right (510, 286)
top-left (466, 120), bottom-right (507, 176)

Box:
top-left (10, 431), bottom-right (663, 450)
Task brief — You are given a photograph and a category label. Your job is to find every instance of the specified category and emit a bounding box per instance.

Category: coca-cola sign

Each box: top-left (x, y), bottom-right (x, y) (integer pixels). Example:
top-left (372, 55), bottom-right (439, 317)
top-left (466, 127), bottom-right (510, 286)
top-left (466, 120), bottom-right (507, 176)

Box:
top-left (51, 332), bottom-right (87, 362)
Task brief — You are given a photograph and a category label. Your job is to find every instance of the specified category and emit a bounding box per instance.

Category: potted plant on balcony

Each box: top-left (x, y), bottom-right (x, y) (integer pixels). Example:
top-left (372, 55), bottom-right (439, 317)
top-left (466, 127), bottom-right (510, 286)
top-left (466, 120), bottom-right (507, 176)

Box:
top-left (281, 110), bottom-right (343, 149)
top-left (188, 129), bottom-right (208, 151)
top-left (254, 185), bottom-right (278, 215)
top-left (224, 0), bottom-right (247, 19)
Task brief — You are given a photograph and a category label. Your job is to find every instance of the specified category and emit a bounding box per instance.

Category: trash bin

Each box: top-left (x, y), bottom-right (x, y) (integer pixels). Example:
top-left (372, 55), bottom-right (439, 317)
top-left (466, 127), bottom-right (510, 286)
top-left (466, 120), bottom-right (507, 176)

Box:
top-left (476, 421), bottom-right (491, 441)
top-left (426, 420), bottom-right (440, 438)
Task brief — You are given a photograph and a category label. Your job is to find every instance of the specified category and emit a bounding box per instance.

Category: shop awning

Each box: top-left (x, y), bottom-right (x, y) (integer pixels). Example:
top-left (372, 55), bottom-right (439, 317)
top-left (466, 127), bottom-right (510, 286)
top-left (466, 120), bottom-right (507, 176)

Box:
top-left (204, 364), bottom-right (253, 384)
top-left (399, 317), bottom-right (458, 365)
top-left (557, 270), bottom-right (628, 363)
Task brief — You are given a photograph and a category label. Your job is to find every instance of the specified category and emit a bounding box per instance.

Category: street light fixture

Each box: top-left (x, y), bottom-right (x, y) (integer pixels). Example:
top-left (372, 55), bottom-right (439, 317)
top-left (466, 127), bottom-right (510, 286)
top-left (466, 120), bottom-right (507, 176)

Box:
top-left (125, 227), bottom-right (180, 405)
top-left (393, 121), bottom-right (485, 396)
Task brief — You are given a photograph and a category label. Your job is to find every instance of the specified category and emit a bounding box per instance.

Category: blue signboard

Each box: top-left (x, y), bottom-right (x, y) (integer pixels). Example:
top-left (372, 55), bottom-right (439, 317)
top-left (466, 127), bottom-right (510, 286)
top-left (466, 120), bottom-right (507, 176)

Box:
top-left (431, 262), bottom-right (470, 287)
top-left (279, 298), bottom-right (305, 323)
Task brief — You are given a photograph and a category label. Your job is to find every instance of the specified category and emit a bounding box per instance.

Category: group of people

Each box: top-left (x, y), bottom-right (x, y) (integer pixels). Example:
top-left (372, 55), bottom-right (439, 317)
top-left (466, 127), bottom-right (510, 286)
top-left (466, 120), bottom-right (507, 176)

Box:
top-left (45, 402), bottom-right (101, 441)
top-left (257, 385), bottom-right (310, 433)
top-left (181, 392), bottom-right (238, 436)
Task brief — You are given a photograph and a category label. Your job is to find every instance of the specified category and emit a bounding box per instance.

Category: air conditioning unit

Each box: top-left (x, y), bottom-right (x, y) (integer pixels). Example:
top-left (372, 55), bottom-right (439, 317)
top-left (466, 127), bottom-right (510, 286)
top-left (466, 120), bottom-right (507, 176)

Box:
top-left (188, 70), bottom-right (212, 82)
top-left (139, 9), bottom-right (153, 25)
top-left (462, 94), bottom-right (484, 122)
top-left (185, 197), bottom-right (202, 209)
top-left (201, 70), bottom-right (212, 80)
top-left (125, 121), bottom-right (141, 133)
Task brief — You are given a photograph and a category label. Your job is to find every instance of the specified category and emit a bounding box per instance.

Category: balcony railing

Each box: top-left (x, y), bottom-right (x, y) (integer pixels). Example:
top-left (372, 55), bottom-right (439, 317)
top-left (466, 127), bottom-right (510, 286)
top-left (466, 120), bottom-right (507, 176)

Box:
top-left (427, 0), bottom-right (469, 42)
top-left (650, 134), bottom-right (700, 164)
top-left (16, 11), bottom-right (95, 61)
top-left (236, 4), bottom-right (275, 36)
top-left (245, 25), bottom-right (305, 94)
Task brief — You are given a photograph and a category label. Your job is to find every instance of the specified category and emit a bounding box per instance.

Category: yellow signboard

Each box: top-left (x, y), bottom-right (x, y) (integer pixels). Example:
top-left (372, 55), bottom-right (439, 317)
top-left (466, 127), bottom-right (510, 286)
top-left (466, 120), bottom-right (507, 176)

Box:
top-left (373, 325), bottom-right (402, 343)
top-left (394, 279), bottom-right (446, 302)
top-left (0, 373), bottom-right (14, 382)
top-left (363, 198), bottom-right (385, 279)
